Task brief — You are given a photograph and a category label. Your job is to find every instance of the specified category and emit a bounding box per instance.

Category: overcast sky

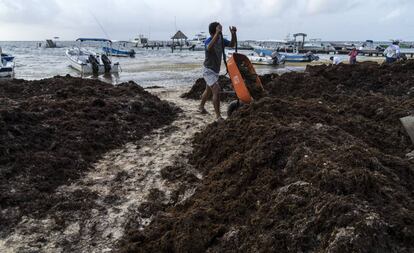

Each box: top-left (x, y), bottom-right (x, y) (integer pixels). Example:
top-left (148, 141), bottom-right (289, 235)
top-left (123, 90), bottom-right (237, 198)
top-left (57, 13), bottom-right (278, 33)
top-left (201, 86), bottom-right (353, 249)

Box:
top-left (1, 0), bottom-right (413, 41)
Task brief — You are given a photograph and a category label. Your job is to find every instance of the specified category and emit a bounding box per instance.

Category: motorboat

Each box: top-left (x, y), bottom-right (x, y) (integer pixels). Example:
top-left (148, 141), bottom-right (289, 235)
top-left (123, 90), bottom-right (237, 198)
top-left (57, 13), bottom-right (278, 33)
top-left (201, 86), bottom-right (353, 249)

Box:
top-left (66, 38), bottom-right (120, 75)
top-left (188, 32), bottom-right (207, 51)
top-left (249, 50), bottom-right (285, 66)
top-left (281, 52), bottom-right (319, 63)
top-left (0, 50), bottom-right (15, 78)
top-left (249, 53), bottom-right (286, 66)
top-left (228, 50), bottom-right (285, 66)
top-left (131, 35), bottom-right (149, 48)
top-left (103, 42), bottom-right (136, 57)
top-left (254, 48), bottom-right (319, 63)
top-left (303, 39), bottom-right (334, 51)
top-left (358, 40), bottom-right (385, 52)
top-left (331, 42), bottom-right (357, 51)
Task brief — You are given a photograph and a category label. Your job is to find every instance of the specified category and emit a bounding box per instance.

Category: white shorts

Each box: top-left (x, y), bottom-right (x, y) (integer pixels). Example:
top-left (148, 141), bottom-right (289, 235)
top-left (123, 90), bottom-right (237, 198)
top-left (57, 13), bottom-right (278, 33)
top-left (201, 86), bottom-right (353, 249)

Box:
top-left (203, 67), bottom-right (219, 87)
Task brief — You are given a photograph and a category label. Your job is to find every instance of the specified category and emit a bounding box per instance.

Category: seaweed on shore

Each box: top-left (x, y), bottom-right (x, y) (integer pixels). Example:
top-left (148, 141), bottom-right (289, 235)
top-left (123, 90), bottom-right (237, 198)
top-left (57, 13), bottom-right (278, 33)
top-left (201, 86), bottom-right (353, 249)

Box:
top-left (236, 61), bottom-right (265, 100)
top-left (119, 61), bottom-right (414, 253)
top-left (0, 76), bottom-right (179, 236)
top-left (181, 73), bottom-right (275, 102)
top-left (180, 75), bottom-right (235, 101)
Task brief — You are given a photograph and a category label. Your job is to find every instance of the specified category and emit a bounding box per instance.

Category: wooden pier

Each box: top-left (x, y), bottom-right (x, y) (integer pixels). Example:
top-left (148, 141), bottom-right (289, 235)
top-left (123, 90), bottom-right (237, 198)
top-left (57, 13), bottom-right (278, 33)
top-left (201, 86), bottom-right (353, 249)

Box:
top-left (276, 48), bottom-right (336, 54)
top-left (137, 40), bottom-right (414, 58)
top-left (276, 48), bottom-right (414, 58)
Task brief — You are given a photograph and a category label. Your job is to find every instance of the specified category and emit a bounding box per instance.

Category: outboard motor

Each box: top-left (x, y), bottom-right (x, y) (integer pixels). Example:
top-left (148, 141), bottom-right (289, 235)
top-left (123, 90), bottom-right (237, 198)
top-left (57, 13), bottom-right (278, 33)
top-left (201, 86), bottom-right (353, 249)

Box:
top-left (129, 49), bottom-right (136, 57)
top-left (271, 52), bottom-right (285, 65)
top-left (101, 54), bottom-right (112, 73)
top-left (311, 54), bottom-right (320, 61)
top-left (306, 52), bottom-right (319, 62)
top-left (88, 54), bottom-right (99, 74)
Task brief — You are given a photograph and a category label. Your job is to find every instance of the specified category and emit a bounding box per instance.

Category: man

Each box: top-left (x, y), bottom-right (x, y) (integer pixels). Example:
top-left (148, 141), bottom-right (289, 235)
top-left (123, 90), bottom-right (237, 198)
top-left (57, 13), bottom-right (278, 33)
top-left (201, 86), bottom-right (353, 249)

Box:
top-left (330, 56), bottom-right (341, 65)
top-left (384, 41), bottom-right (401, 64)
top-left (199, 22), bottom-right (237, 121)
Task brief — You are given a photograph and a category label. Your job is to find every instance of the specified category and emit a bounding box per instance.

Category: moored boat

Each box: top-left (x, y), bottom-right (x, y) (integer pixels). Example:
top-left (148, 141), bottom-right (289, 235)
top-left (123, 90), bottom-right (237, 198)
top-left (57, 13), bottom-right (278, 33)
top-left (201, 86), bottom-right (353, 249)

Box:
top-left (254, 48), bottom-right (318, 63)
top-left (280, 53), bottom-right (320, 63)
top-left (303, 39), bottom-right (334, 51)
top-left (358, 40), bottom-right (385, 52)
top-left (66, 38), bottom-right (120, 75)
top-left (103, 46), bottom-right (136, 57)
top-left (227, 50), bottom-right (285, 66)
top-left (0, 48), bottom-right (15, 78)
top-left (249, 54), bottom-right (286, 66)
top-left (131, 35), bottom-right (149, 48)
top-left (188, 32), bottom-right (207, 51)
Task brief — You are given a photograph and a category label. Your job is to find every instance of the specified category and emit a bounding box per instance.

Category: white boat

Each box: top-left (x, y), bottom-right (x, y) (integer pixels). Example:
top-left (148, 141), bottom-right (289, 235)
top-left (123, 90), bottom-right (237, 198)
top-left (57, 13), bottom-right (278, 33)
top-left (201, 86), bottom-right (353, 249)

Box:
top-left (131, 35), bottom-right (149, 48)
top-left (0, 49), bottom-right (15, 78)
top-left (253, 48), bottom-right (319, 63)
top-left (188, 32), bottom-right (207, 51)
top-left (358, 40), bottom-right (385, 52)
top-left (227, 51), bottom-right (285, 66)
top-left (249, 54), bottom-right (278, 65)
top-left (303, 39), bottom-right (333, 51)
top-left (251, 51), bottom-right (286, 66)
top-left (66, 38), bottom-right (119, 75)
top-left (331, 42), bottom-right (356, 51)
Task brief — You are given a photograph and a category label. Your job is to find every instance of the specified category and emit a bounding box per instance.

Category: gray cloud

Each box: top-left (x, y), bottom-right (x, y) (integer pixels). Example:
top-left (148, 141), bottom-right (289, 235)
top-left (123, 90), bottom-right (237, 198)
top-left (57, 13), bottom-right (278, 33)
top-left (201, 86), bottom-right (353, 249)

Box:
top-left (0, 0), bottom-right (61, 23)
top-left (0, 0), bottom-right (414, 41)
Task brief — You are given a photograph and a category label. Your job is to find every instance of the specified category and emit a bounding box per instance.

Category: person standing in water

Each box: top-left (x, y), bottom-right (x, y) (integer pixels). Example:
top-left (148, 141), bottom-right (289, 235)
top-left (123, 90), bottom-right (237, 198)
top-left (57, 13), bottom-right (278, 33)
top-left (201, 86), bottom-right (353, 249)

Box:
top-left (199, 22), bottom-right (237, 121)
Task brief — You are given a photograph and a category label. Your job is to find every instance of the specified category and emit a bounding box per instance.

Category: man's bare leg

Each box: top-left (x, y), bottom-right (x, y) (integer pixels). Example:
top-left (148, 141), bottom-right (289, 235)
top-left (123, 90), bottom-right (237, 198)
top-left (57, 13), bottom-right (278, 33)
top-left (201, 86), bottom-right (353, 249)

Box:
top-left (211, 83), bottom-right (222, 119)
top-left (199, 85), bottom-right (212, 114)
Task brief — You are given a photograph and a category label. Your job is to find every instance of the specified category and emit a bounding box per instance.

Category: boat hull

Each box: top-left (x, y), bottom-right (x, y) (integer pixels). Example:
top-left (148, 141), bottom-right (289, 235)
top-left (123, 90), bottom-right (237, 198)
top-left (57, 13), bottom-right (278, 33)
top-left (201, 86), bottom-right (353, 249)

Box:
top-left (248, 56), bottom-right (284, 66)
top-left (280, 54), bottom-right (319, 63)
top-left (0, 68), bottom-right (14, 77)
top-left (103, 47), bottom-right (135, 57)
top-left (1, 54), bottom-right (15, 78)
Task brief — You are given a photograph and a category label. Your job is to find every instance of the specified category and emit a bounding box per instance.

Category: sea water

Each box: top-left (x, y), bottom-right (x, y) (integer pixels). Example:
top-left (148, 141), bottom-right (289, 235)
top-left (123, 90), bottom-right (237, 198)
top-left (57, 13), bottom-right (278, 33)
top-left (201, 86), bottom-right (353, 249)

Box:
top-left (0, 41), bottom-right (303, 87)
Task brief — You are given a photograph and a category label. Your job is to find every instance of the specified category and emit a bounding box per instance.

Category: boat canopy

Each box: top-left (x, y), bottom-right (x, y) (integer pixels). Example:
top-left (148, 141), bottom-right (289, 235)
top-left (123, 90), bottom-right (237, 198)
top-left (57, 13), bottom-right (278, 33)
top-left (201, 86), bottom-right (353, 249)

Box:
top-left (76, 38), bottom-right (112, 43)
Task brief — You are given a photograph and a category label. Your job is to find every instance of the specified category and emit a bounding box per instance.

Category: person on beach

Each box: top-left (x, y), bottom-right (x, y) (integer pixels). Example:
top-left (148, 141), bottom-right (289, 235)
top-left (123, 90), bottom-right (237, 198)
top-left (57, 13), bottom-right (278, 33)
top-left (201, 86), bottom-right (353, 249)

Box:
top-left (199, 22), bottom-right (237, 121)
top-left (348, 48), bottom-right (358, 64)
top-left (384, 41), bottom-right (401, 64)
top-left (330, 56), bottom-right (341, 65)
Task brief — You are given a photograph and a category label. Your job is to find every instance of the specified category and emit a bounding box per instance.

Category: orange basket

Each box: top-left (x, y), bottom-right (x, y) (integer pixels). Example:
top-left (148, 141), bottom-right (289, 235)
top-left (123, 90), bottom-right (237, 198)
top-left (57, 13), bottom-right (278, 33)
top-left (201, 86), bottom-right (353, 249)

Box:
top-left (227, 53), bottom-right (263, 104)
